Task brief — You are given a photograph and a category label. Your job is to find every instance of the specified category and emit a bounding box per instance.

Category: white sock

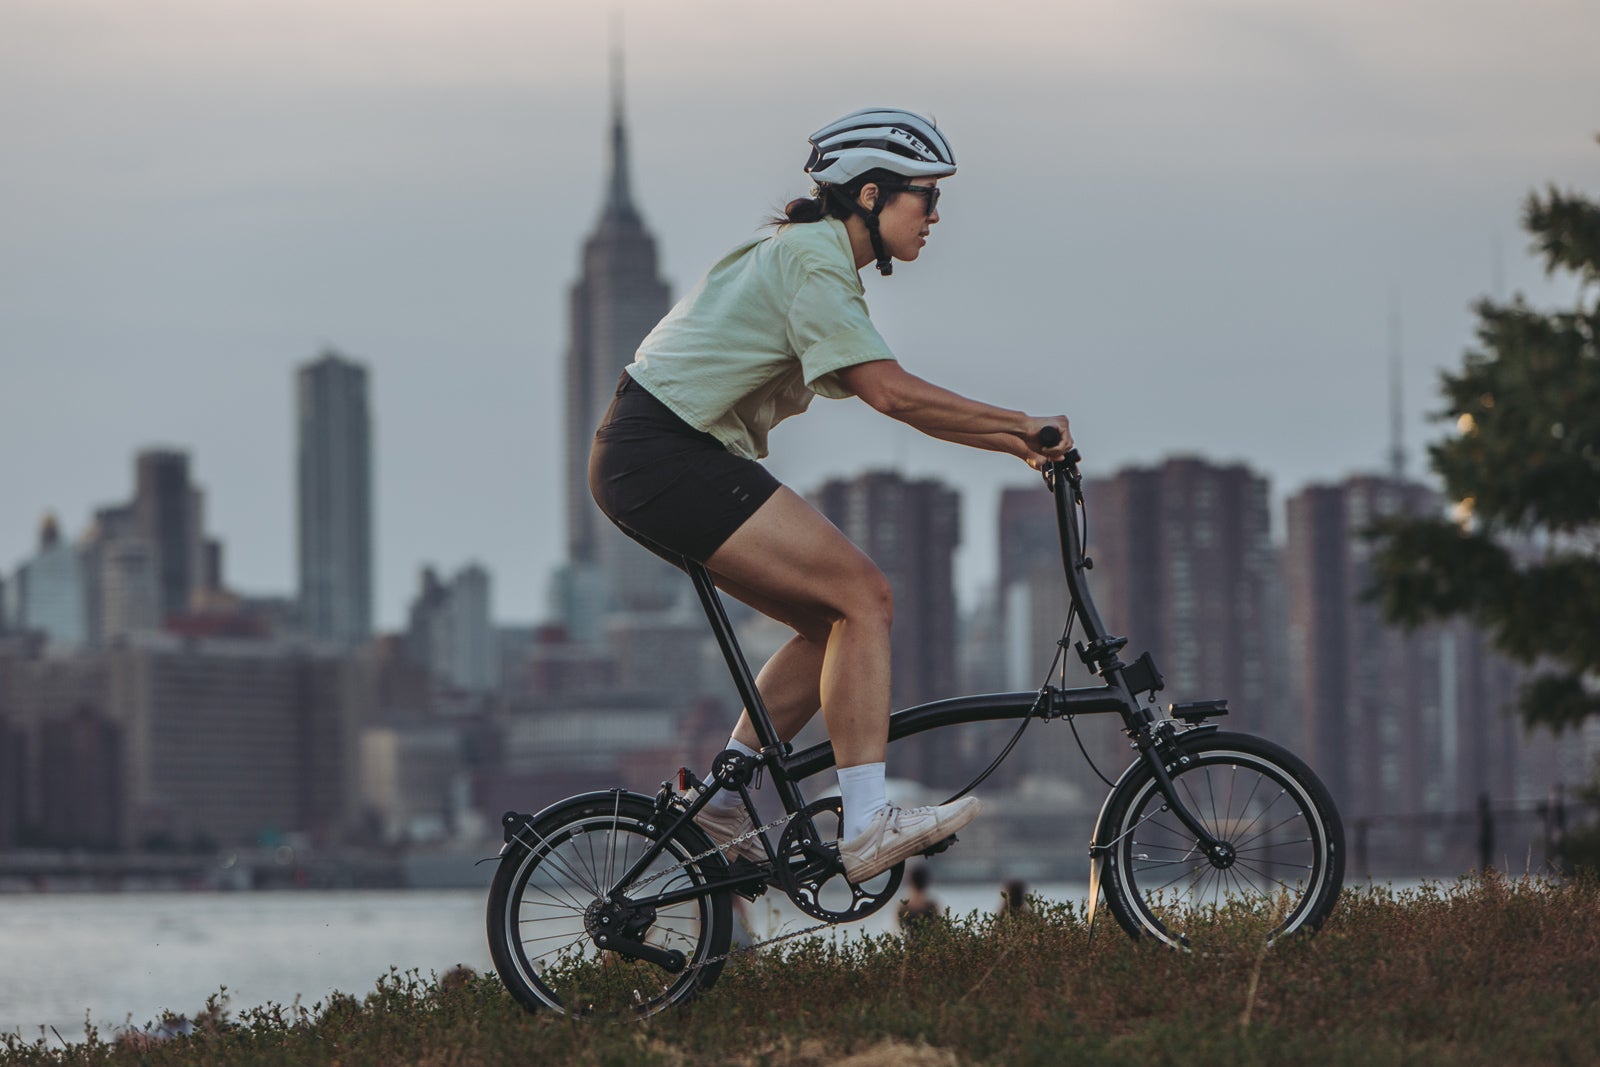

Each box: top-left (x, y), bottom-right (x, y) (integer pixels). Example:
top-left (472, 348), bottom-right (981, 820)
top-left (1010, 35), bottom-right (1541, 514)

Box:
top-left (836, 762), bottom-right (889, 840)
top-left (706, 738), bottom-right (760, 811)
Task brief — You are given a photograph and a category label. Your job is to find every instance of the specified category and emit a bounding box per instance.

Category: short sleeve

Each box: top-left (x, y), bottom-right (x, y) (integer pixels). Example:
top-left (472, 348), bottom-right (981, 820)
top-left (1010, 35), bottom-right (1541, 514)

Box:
top-left (787, 271), bottom-right (897, 399)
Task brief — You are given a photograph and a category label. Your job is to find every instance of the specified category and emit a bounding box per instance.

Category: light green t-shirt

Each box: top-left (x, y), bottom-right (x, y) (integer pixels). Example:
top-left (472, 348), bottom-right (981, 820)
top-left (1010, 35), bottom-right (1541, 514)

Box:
top-left (626, 216), bottom-right (897, 460)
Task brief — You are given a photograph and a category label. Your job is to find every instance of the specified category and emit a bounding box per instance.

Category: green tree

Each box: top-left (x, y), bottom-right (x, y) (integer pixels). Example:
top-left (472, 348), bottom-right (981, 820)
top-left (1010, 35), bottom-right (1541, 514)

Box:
top-left (1368, 142), bottom-right (1600, 866)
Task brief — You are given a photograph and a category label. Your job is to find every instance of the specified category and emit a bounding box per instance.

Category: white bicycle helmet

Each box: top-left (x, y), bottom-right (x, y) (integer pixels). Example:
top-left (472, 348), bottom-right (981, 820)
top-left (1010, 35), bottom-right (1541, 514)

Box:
top-left (805, 107), bottom-right (956, 185)
top-left (804, 107), bottom-right (955, 276)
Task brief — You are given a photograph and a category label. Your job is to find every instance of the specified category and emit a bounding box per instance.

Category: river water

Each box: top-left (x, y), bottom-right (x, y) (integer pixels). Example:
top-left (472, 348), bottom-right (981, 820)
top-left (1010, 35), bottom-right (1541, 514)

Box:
top-left (0, 882), bottom-right (1086, 1039)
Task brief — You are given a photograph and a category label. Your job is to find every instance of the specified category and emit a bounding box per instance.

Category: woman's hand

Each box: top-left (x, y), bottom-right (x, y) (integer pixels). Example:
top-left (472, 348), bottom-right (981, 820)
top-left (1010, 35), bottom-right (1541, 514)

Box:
top-left (1023, 416), bottom-right (1073, 469)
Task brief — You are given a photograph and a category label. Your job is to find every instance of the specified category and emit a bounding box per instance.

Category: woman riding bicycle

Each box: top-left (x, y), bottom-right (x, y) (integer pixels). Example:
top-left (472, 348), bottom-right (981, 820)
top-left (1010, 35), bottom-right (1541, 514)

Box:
top-left (589, 107), bottom-right (1073, 884)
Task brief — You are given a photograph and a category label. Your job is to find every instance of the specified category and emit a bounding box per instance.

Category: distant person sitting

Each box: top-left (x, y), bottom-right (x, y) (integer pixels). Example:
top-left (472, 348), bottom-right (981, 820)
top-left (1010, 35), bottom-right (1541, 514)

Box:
top-left (896, 865), bottom-right (942, 938)
top-left (998, 878), bottom-right (1030, 920)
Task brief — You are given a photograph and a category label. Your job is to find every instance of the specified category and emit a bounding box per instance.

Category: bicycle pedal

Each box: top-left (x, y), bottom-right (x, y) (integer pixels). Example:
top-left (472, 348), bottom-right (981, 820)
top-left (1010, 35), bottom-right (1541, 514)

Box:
top-left (919, 833), bottom-right (958, 858)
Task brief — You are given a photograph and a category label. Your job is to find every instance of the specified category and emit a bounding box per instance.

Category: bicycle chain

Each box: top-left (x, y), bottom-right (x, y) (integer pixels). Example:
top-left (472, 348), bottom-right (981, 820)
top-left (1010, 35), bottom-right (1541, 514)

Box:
top-left (688, 915), bottom-right (837, 974)
top-left (626, 805), bottom-right (842, 973)
top-left (624, 805), bottom-right (796, 895)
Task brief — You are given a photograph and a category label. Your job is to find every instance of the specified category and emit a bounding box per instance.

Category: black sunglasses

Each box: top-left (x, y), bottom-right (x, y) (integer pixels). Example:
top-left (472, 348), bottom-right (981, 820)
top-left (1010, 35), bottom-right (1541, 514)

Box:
top-left (878, 183), bottom-right (941, 215)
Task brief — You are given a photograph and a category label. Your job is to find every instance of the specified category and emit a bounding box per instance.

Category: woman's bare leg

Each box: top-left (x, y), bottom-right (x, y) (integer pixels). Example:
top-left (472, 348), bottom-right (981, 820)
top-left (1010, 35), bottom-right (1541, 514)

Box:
top-left (705, 487), bottom-right (893, 769)
top-left (727, 633), bottom-right (824, 750)
top-left (698, 487), bottom-right (980, 875)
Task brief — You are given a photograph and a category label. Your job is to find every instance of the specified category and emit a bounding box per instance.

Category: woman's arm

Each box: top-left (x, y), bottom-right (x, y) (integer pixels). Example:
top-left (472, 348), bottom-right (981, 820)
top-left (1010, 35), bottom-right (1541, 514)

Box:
top-left (835, 359), bottom-right (1072, 457)
top-left (920, 427), bottom-right (1029, 457)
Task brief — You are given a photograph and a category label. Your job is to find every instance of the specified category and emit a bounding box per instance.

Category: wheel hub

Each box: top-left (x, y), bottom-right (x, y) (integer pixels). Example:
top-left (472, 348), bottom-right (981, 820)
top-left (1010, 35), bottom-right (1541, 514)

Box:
top-left (584, 899), bottom-right (657, 942)
top-left (1208, 842), bottom-right (1237, 869)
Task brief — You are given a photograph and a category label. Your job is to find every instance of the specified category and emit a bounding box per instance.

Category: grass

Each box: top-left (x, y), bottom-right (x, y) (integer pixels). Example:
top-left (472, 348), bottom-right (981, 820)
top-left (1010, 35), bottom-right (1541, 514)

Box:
top-left (4, 873), bottom-right (1598, 1066)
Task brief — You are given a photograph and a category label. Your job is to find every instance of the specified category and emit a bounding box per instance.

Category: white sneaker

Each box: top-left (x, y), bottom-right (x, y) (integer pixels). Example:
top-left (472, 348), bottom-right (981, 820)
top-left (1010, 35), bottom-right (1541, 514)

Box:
top-left (838, 797), bottom-right (982, 884)
top-left (692, 801), bottom-right (765, 864)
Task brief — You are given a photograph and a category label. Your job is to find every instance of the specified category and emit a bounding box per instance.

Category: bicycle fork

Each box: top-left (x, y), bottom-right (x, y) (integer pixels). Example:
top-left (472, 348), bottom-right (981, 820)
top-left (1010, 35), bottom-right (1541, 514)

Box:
top-left (1084, 719), bottom-right (1230, 929)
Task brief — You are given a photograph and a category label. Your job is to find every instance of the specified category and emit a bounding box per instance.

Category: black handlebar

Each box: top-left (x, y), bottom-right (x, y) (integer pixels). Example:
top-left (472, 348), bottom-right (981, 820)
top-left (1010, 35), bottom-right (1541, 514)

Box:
top-left (1037, 425), bottom-right (1081, 467)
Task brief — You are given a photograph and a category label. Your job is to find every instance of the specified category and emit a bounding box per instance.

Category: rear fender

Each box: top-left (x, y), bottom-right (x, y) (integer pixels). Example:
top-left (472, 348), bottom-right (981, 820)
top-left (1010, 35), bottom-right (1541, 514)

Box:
top-left (498, 788), bottom-right (721, 865)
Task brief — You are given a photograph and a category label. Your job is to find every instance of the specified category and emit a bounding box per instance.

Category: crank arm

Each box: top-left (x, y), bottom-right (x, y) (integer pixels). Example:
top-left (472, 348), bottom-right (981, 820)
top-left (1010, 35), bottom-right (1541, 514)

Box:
top-left (593, 932), bottom-right (686, 973)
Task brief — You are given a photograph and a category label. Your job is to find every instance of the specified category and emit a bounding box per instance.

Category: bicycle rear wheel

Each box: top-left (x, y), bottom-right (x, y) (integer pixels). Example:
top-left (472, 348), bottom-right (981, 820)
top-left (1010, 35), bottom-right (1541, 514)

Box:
top-left (1098, 731), bottom-right (1343, 948)
top-left (486, 791), bottom-right (732, 1017)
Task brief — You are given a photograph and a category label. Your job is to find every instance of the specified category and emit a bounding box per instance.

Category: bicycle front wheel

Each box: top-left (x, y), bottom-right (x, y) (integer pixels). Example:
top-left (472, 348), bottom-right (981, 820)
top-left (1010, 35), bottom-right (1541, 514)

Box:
top-left (486, 791), bottom-right (732, 1017)
top-left (1098, 731), bottom-right (1343, 948)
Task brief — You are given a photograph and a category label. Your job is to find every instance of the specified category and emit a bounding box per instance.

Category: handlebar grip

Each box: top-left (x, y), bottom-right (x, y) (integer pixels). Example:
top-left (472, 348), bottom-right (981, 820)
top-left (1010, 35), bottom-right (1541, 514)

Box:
top-left (1036, 426), bottom-right (1081, 468)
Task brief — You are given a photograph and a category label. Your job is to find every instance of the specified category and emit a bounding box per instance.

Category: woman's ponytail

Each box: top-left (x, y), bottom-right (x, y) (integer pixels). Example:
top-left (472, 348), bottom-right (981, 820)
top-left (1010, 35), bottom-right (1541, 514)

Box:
top-left (766, 171), bottom-right (899, 228)
top-left (767, 195), bottom-right (827, 227)
top-left (783, 196), bottom-right (827, 223)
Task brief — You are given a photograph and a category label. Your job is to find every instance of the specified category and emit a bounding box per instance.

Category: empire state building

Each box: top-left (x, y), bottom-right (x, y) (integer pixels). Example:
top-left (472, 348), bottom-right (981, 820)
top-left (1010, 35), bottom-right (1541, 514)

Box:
top-left (560, 57), bottom-right (677, 623)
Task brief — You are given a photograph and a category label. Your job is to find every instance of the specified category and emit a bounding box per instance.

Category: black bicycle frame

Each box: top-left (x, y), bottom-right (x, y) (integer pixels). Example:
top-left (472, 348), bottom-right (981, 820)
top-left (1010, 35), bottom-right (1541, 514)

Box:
top-left (601, 453), bottom-right (1225, 906)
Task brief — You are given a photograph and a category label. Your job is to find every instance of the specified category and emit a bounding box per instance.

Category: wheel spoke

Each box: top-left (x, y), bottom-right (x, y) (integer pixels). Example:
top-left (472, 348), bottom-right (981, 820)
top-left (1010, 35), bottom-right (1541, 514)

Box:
top-left (1228, 785), bottom-right (1285, 844)
top-left (1151, 858), bottom-right (1208, 897)
top-left (1204, 767), bottom-right (1221, 833)
top-left (523, 865), bottom-right (591, 914)
top-left (1233, 811), bottom-right (1308, 852)
top-left (1233, 842), bottom-right (1314, 862)
top-left (525, 930), bottom-right (590, 960)
top-left (1177, 774), bottom-right (1209, 828)
top-left (1231, 855), bottom-right (1308, 896)
top-left (605, 793), bottom-right (622, 892)
top-left (519, 929), bottom-right (591, 947)
top-left (515, 827), bottom-right (603, 901)
top-left (1230, 773), bottom-right (1269, 838)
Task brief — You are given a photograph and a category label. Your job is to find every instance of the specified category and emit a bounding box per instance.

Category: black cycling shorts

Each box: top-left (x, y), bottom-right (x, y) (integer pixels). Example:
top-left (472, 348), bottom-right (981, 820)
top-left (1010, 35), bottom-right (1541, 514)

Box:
top-left (588, 373), bottom-right (783, 566)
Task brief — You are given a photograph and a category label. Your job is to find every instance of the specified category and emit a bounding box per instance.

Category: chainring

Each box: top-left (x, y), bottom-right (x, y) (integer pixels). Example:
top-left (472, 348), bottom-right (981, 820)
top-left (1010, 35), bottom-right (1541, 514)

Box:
top-left (775, 797), bottom-right (904, 922)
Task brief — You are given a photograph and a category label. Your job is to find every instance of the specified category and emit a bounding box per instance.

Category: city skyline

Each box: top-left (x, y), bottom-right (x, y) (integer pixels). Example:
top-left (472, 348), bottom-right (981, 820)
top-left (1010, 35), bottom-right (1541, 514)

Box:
top-left (1, 401), bottom-right (1465, 637)
top-left (4, 1), bottom-right (1597, 627)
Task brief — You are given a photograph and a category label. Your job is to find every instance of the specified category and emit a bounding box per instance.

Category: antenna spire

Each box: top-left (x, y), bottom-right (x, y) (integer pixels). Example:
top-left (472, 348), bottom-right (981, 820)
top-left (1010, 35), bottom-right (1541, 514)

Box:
top-left (602, 16), bottom-right (638, 223)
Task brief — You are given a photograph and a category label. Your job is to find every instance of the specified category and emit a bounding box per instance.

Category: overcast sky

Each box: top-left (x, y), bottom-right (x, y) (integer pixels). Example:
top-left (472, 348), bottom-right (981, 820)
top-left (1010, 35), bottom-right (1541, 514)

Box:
top-left (3, 0), bottom-right (1596, 627)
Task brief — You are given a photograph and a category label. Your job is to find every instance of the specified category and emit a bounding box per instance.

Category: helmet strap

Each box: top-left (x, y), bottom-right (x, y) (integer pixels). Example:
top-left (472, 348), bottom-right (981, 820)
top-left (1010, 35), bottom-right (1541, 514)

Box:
top-left (865, 209), bottom-right (893, 277)
top-left (823, 183), bottom-right (895, 277)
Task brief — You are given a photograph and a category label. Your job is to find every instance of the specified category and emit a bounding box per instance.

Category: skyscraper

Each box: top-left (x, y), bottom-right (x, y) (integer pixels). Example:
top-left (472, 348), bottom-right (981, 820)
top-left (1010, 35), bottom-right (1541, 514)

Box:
top-left (7, 514), bottom-right (86, 648)
top-left (405, 563), bottom-right (498, 694)
top-left (1085, 458), bottom-right (1277, 714)
top-left (812, 471), bottom-right (962, 785)
top-left (297, 350), bottom-right (373, 646)
top-left (133, 449), bottom-right (204, 623)
top-left (74, 452), bottom-right (207, 645)
top-left (995, 484), bottom-right (1070, 691)
top-left (561, 52), bottom-right (674, 618)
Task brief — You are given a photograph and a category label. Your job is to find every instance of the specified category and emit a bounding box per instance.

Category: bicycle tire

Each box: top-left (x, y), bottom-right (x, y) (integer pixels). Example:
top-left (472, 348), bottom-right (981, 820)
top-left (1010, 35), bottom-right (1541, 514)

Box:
top-left (486, 791), bottom-right (733, 1017)
top-left (1097, 730), bottom-right (1343, 948)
